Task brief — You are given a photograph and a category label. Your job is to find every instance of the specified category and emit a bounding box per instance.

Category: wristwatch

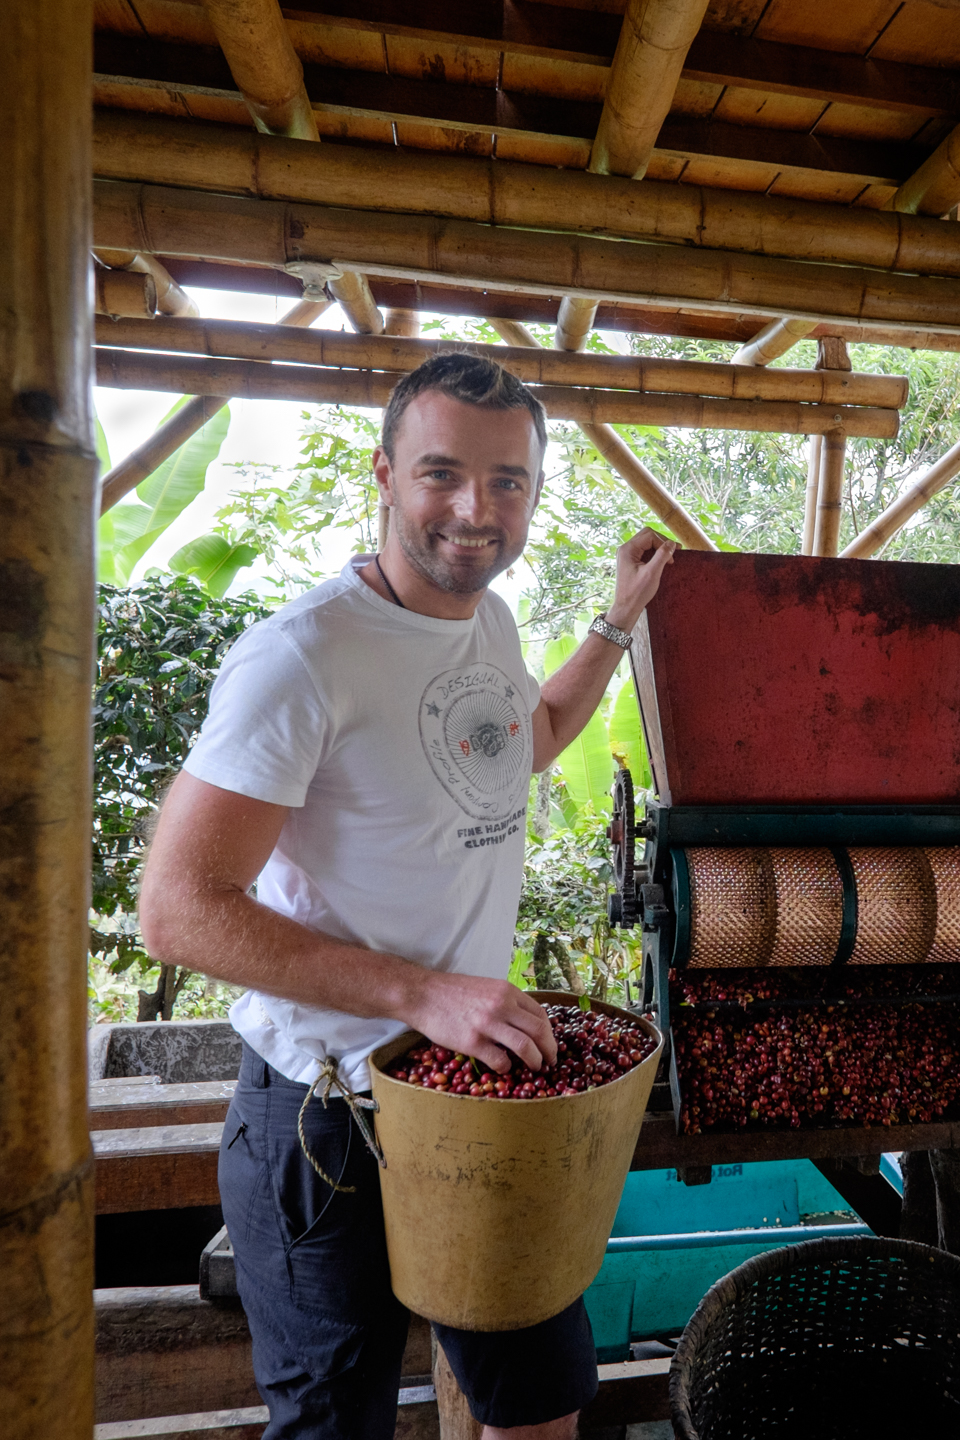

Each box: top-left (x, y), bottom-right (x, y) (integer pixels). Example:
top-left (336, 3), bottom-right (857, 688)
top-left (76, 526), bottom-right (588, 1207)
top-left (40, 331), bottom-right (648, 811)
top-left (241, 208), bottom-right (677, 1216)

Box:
top-left (588, 612), bottom-right (633, 649)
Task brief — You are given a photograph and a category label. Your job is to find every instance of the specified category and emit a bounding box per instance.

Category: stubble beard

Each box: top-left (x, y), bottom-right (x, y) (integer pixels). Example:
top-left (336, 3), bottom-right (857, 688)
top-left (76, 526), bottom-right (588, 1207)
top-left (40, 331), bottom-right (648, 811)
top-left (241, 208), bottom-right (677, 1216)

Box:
top-left (390, 501), bottom-right (525, 596)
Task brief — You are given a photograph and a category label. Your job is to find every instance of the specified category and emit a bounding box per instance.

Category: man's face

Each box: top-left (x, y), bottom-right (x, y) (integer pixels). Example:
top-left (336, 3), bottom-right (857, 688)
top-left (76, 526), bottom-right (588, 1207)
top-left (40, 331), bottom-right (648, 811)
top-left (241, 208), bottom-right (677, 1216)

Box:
top-left (373, 390), bottom-right (544, 596)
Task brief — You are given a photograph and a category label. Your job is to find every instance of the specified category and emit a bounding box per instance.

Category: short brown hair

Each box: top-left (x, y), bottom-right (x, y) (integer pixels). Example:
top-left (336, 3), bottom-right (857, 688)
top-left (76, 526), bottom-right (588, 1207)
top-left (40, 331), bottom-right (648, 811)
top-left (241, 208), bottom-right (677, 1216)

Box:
top-left (381, 353), bottom-right (547, 464)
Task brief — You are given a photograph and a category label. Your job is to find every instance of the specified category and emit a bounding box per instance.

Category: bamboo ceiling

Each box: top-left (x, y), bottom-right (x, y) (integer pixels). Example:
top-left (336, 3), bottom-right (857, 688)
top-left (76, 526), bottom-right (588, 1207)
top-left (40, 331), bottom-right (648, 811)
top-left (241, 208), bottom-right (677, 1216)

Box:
top-left (92, 0), bottom-right (960, 343)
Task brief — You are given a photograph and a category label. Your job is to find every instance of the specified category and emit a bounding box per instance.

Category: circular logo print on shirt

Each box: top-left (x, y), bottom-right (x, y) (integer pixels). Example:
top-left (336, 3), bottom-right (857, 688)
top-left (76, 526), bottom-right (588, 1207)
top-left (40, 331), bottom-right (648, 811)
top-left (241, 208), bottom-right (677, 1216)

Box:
top-left (420, 664), bottom-right (531, 820)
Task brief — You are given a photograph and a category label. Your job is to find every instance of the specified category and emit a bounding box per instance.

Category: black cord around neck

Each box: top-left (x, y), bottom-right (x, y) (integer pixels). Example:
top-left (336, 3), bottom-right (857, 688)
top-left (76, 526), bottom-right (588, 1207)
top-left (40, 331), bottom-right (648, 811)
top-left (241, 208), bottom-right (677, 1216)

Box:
top-left (375, 553), bottom-right (406, 609)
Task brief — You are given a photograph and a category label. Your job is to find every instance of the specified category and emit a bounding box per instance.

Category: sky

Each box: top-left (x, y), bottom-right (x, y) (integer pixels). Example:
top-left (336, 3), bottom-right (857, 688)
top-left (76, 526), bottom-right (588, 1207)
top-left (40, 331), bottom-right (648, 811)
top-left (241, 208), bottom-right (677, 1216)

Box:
top-left (94, 284), bottom-right (542, 610)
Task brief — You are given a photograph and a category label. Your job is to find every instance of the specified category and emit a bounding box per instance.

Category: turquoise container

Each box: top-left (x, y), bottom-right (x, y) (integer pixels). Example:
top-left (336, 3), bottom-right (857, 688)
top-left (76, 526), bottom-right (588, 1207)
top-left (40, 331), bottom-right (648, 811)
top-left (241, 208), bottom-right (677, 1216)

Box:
top-left (584, 1159), bottom-right (865, 1359)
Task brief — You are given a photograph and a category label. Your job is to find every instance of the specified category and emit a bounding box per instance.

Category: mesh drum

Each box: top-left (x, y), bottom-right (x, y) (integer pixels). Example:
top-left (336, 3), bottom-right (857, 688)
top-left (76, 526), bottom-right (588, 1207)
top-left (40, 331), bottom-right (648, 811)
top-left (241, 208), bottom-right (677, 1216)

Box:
top-left (685, 848), bottom-right (843, 969)
top-left (846, 848), bottom-right (936, 965)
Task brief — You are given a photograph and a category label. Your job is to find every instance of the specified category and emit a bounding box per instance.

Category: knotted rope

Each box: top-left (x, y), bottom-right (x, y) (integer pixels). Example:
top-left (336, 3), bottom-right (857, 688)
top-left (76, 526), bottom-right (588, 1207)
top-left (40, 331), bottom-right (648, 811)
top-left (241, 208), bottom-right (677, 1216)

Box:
top-left (297, 1057), bottom-right (385, 1193)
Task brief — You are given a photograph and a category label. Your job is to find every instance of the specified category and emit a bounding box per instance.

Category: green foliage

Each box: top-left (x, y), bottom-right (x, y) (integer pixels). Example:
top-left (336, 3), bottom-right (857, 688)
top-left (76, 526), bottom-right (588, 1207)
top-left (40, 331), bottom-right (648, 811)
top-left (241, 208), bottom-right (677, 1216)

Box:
top-left (92, 576), bottom-right (271, 979)
top-left (169, 533), bottom-right (260, 597)
top-left (543, 633), bottom-right (615, 813)
top-left (98, 401), bottom-right (231, 584)
top-left (197, 409), bottom-right (382, 600)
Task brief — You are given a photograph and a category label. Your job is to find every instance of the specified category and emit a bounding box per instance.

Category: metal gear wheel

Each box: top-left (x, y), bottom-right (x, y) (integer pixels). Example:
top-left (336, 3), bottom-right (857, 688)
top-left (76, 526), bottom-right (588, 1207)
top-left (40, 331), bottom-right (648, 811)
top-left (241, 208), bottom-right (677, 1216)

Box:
top-left (607, 767), bottom-right (638, 927)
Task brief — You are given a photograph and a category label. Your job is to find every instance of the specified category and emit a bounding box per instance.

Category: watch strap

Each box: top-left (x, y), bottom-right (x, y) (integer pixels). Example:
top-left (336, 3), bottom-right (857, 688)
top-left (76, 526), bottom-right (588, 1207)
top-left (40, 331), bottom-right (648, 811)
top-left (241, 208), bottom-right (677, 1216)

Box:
top-left (588, 612), bottom-right (633, 649)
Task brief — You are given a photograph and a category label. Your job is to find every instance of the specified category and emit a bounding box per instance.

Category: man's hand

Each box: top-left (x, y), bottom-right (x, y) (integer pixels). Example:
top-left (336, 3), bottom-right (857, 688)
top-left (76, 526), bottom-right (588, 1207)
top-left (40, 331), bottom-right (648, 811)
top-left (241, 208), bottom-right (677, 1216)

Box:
top-left (604, 527), bottom-right (677, 635)
top-left (404, 972), bottom-right (557, 1074)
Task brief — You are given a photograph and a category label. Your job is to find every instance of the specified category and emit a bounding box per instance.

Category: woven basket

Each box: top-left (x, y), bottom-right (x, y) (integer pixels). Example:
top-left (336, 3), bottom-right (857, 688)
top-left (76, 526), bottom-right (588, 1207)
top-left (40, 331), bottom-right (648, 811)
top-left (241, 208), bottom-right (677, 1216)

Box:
top-left (670, 1236), bottom-right (960, 1439)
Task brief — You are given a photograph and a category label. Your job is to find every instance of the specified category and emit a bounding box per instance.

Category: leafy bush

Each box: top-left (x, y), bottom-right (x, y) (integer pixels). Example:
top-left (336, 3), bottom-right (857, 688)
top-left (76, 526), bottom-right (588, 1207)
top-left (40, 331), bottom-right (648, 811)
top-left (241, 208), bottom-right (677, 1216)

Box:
top-left (91, 576), bottom-right (271, 1021)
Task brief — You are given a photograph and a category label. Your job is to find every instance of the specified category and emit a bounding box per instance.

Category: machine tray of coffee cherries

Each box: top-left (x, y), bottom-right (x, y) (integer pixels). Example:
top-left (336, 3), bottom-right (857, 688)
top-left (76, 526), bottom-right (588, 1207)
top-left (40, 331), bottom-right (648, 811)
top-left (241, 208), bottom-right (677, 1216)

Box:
top-left (608, 551), bottom-right (960, 1158)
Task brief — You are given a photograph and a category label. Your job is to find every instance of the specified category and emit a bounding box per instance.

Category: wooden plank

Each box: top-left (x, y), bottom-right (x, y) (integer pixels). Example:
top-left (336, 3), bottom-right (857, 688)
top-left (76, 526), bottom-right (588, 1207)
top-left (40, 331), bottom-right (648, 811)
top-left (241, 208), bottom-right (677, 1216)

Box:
top-left (93, 1124), bottom-right (223, 1213)
top-left (95, 1284), bottom-right (434, 1424)
top-left (583, 1358), bottom-right (672, 1426)
top-left (94, 1389), bottom-right (440, 1439)
top-left (632, 1110), bottom-right (960, 1171)
top-left (90, 1081), bottom-right (236, 1131)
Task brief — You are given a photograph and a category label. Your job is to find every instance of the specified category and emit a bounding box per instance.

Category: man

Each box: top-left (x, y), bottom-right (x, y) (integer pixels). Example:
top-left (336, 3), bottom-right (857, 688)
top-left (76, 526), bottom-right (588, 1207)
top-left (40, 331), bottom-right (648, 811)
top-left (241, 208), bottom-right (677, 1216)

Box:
top-left (140, 354), bottom-right (675, 1440)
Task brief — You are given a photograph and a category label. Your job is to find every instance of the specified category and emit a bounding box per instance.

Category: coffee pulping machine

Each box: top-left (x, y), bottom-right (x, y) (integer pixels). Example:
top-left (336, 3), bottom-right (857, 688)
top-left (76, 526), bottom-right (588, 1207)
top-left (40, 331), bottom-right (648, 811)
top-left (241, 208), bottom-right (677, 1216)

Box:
top-left (607, 552), bottom-right (960, 1138)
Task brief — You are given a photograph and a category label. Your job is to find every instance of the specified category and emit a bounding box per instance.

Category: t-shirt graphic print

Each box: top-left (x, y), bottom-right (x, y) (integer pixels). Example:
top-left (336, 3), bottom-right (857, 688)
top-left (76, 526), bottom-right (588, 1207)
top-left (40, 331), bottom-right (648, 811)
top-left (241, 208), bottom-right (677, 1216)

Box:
top-left (420, 663), bottom-right (531, 821)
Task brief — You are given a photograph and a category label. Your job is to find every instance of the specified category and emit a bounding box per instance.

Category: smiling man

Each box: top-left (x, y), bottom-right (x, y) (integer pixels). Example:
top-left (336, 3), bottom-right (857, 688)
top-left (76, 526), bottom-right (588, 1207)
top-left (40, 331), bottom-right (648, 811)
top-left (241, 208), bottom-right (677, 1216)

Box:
top-left (140, 354), bottom-right (675, 1440)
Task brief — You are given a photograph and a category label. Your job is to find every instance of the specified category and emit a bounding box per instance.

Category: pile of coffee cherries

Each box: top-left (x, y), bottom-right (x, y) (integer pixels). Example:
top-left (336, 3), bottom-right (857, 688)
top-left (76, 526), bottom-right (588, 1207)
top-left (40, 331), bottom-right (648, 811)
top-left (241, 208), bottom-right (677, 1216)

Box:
top-left (673, 973), bottom-right (960, 1134)
top-left (385, 1002), bottom-right (659, 1099)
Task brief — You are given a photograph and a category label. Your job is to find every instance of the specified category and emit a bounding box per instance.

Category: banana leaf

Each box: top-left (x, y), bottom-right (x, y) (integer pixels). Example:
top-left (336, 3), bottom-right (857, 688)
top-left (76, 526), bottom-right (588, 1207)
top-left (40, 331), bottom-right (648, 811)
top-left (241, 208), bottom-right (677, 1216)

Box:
top-left (608, 678), bottom-right (652, 791)
top-left (543, 633), bottom-right (614, 813)
top-left (168, 533), bottom-right (258, 598)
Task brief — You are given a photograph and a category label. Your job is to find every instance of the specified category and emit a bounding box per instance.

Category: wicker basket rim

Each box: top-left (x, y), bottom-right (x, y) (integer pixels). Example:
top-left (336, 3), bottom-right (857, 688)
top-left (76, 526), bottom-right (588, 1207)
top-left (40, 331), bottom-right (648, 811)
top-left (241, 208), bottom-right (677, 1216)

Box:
top-left (668, 1235), bottom-right (960, 1440)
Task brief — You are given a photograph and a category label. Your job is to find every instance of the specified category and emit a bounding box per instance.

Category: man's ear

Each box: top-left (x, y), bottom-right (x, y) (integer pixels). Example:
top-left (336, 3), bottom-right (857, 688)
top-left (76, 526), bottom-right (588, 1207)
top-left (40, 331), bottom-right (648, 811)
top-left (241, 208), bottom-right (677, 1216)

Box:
top-left (371, 444), bottom-right (395, 506)
top-left (533, 469), bottom-right (546, 509)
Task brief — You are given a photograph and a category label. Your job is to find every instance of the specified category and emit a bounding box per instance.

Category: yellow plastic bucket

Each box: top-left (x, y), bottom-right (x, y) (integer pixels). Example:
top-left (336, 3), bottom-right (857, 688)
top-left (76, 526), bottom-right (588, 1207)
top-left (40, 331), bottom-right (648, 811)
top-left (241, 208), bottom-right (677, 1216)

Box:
top-left (369, 992), bottom-right (663, 1331)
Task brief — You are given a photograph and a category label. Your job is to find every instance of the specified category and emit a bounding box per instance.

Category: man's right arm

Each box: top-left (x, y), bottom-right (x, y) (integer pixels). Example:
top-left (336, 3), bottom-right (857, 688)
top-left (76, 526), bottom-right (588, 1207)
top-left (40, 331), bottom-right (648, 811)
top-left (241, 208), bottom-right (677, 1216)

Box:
top-left (139, 772), bottom-right (555, 1073)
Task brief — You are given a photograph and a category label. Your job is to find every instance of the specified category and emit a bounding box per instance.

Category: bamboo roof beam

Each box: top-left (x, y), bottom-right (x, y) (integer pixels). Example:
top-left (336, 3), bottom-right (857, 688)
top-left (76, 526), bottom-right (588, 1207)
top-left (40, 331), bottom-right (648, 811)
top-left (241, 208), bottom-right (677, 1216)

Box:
top-left (95, 266), bottom-right (158, 318)
top-left (556, 0), bottom-right (710, 352)
top-left (95, 248), bottom-right (199, 318)
top-left (840, 437), bottom-right (960, 559)
top-left (93, 348), bottom-right (899, 439)
top-left (592, 0), bottom-right (710, 179)
top-left (326, 270), bottom-right (384, 335)
top-left (812, 430), bottom-right (848, 558)
top-left (202, 0), bottom-right (318, 141)
top-left (91, 181), bottom-right (960, 334)
top-left (886, 125), bottom-right (960, 218)
top-left (732, 318), bottom-right (820, 368)
top-left (99, 296), bottom-right (328, 513)
top-left (491, 316), bottom-right (710, 551)
top-left (92, 113), bottom-right (960, 282)
top-left (92, 317), bottom-right (909, 410)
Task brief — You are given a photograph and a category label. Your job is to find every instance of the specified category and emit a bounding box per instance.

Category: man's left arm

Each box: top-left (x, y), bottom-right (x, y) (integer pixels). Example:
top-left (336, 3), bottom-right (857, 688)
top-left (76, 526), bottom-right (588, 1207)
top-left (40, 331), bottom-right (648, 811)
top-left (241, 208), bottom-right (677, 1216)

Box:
top-left (531, 528), bottom-right (677, 772)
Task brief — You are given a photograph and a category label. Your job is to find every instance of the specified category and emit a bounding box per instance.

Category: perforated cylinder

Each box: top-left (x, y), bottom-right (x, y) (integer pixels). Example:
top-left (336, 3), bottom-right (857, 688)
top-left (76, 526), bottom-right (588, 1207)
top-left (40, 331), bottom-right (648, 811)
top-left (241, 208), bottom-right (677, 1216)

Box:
top-left (685, 847), bottom-right (843, 968)
top-left (681, 845), bottom-right (960, 968)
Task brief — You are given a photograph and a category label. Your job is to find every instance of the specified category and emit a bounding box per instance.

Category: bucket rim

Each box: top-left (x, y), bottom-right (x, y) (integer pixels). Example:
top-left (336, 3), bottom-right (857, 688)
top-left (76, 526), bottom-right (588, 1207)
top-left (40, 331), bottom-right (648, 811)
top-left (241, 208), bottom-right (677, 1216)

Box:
top-left (369, 993), bottom-right (663, 1103)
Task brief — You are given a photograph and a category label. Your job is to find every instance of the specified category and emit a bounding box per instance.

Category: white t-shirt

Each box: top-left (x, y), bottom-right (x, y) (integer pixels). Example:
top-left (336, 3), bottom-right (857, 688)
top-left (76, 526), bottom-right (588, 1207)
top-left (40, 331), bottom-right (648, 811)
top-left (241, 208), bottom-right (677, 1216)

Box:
top-left (183, 557), bottom-right (541, 1091)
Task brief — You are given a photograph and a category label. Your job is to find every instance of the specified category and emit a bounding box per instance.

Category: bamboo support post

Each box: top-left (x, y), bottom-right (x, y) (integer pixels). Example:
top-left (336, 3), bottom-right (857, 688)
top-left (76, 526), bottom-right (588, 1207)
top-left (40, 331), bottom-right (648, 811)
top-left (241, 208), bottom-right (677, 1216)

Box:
top-left (91, 317), bottom-right (909, 411)
top-left (491, 319), bottom-right (717, 551)
top-left (378, 308), bottom-right (421, 542)
top-left (591, 0), bottom-right (711, 178)
top-left (2, 2), bottom-right (97, 1436)
top-left (556, 296), bottom-right (600, 352)
top-left (328, 271), bottom-right (384, 334)
top-left (91, 111), bottom-right (960, 282)
top-left (98, 298), bottom-right (327, 513)
top-left (801, 434), bottom-right (823, 556)
top-left (732, 317), bottom-right (819, 367)
top-left (840, 435), bottom-right (960, 558)
top-left (95, 266), bottom-right (158, 318)
top-left (94, 248), bottom-right (199, 317)
top-left (203, 0), bottom-right (319, 141)
top-left (812, 430), bottom-right (848, 557)
top-left (433, 1341), bottom-right (482, 1440)
top-left (93, 347), bottom-right (901, 439)
top-left (91, 180), bottom-right (960, 333)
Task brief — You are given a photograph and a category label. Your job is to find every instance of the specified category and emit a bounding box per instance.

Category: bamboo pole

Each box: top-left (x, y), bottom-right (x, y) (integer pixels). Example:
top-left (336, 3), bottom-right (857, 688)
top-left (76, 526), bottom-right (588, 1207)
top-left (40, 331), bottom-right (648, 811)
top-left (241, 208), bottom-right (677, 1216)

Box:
top-left (92, 112), bottom-right (960, 281)
top-left (93, 316), bottom-right (909, 409)
top-left (732, 317), bottom-right (819, 367)
top-left (812, 430), bottom-right (847, 557)
top-left (378, 308), bottom-right (421, 544)
top-left (591, 0), bottom-right (711, 178)
top-left (555, 295), bottom-right (600, 352)
top-left (203, 0), bottom-right (319, 141)
top-left (327, 270), bottom-right (384, 334)
top-left (887, 124), bottom-right (960, 218)
top-left (92, 181), bottom-right (960, 332)
top-left (840, 436), bottom-right (960, 558)
top-left (1, 2), bottom-right (96, 1437)
top-left (801, 434), bottom-right (823, 556)
top-left (99, 297), bottom-right (328, 513)
top-left (93, 347), bottom-right (901, 438)
top-left (95, 266), bottom-right (158, 318)
top-left (94, 248), bottom-right (199, 318)
top-left (491, 319), bottom-right (716, 550)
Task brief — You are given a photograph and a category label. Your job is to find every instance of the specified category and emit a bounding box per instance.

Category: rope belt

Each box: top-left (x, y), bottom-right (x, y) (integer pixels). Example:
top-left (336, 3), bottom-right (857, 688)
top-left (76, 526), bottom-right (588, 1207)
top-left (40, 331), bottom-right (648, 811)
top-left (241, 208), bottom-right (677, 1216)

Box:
top-left (297, 1057), bottom-right (385, 1193)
